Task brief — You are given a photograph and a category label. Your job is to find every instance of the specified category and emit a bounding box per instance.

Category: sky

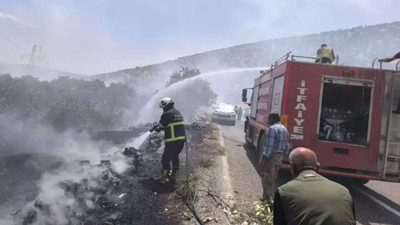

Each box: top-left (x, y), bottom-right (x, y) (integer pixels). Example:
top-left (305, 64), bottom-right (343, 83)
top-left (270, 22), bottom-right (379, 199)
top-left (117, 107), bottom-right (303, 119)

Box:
top-left (0, 0), bottom-right (399, 75)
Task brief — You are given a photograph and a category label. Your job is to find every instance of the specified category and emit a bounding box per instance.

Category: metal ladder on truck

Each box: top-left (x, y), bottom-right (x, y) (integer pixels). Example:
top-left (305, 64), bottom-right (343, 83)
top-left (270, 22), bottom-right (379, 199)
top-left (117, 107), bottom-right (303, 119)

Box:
top-left (380, 60), bottom-right (400, 179)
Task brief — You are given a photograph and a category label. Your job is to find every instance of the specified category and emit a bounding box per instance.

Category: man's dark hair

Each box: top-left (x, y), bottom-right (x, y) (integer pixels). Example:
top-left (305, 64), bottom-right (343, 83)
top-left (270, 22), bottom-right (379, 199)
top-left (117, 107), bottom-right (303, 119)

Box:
top-left (321, 44), bottom-right (327, 47)
top-left (268, 113), bottom-right (280, 123)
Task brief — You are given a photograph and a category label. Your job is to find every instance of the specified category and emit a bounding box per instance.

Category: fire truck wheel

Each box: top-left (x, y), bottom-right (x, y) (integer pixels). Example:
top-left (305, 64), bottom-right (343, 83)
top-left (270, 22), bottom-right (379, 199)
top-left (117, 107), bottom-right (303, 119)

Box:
top-left (244, 137), bottom-right (254, 149)
top-left (353, 178), bottom-right (369, 185)
top-left (257, 132), bottom-right (267, 162)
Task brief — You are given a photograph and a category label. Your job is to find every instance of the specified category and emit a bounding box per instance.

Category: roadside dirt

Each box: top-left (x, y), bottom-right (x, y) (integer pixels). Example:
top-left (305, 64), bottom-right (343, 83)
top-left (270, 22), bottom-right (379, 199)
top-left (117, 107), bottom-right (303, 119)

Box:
top-left (180, 123), bottom-right (236, 225)
top-left (172, 121), bottom-right (273, 225)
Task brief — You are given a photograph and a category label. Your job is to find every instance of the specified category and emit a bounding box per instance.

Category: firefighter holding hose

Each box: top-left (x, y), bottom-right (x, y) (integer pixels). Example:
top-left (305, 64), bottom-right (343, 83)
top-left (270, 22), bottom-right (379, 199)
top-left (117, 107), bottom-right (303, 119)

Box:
top-left (150, 97), bottom-right (186, 184)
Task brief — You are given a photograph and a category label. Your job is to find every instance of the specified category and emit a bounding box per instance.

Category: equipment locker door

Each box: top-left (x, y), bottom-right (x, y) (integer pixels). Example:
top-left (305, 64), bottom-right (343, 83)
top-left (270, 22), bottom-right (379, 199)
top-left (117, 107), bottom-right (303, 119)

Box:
top-left (271, 75), bottom-right (285, 115)
top-left (250, 86), bottom-right (259, 119)
top-left (382, 71), bottom-right (400, 179)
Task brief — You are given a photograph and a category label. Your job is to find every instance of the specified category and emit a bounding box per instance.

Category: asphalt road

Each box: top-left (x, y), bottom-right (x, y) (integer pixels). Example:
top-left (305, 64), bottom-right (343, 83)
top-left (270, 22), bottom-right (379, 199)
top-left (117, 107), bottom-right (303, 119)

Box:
top-left (218, 121), bottom-right (262, 213)
top-left (218, 121), bottom-right (400, 225)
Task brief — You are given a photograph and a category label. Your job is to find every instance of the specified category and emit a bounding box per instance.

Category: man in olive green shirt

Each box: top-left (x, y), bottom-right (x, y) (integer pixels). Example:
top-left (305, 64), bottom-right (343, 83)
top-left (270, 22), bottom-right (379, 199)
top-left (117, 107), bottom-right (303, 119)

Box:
top-left (273, 147), bottom-right (356, 225)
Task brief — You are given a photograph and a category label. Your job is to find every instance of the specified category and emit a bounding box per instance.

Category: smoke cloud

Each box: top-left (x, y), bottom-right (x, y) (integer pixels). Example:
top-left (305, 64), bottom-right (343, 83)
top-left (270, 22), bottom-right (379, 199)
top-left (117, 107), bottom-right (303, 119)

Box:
top-left (136, 67), bottom-right (264, 124)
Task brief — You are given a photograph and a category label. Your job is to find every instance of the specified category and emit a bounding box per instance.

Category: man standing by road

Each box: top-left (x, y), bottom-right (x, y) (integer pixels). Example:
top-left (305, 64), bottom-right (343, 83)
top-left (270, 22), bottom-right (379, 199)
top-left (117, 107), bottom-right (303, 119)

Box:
top-left (258, 113), bottom-right (289, 204)
top-left (153, 97), bottom-right (186, 184)
top-left (316, 44), bottom-right (335, 64)
top-left (273, 147), bottom-right (356, 225)
top-left (237, 106), bottom-right (243, 121)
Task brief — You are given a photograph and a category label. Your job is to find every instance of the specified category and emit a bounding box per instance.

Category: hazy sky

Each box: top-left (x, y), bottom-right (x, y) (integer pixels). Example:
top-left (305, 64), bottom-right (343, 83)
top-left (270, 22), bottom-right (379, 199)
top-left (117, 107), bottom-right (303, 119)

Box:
top-left (0, 0), bottom-right (399, 75)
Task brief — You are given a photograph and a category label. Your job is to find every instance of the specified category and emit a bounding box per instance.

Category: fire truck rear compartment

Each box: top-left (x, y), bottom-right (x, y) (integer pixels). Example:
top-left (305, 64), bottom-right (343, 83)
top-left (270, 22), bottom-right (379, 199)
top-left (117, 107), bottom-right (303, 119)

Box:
top-left (319, 82), bottom-right (372, 146)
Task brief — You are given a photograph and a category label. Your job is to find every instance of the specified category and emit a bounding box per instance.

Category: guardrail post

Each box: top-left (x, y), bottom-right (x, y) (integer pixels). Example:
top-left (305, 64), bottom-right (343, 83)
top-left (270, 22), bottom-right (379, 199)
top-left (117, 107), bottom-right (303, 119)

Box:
top-left (372, 57), bottom-right (383, 69)
top-left (285, 52), bottom-right (291, 60)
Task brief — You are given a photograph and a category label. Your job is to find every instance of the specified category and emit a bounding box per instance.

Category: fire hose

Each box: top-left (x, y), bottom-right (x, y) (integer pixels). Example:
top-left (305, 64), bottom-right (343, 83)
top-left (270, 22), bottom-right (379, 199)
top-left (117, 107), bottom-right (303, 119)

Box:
top-left (185, 139), bottom-right (190, 200)
top-left (183, 138), bottom-right (204, 225)
top-left (149, 122), bottom-right (158, 132)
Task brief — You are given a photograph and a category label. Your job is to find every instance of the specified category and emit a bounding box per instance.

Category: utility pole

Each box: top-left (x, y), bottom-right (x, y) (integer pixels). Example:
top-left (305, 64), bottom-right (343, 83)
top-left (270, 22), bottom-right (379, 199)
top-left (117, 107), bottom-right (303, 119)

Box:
top-left (29, 44), bottom-right (42, 67)
top-left (21, 44), bottom-right (43, 67)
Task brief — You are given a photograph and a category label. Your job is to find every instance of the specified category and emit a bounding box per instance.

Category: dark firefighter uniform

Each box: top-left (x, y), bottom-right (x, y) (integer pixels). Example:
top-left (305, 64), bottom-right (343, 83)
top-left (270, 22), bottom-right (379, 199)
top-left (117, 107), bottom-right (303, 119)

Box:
top-left (157, 104), bottom-right (186, 179)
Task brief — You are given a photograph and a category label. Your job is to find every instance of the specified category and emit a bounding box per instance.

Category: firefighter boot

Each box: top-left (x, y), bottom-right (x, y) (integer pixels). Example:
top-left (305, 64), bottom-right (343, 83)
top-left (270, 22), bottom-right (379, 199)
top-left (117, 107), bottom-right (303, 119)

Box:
top-left (169, 170), bottom-right (178, 184)
top-left (154, 169), bottom-right (170, 184)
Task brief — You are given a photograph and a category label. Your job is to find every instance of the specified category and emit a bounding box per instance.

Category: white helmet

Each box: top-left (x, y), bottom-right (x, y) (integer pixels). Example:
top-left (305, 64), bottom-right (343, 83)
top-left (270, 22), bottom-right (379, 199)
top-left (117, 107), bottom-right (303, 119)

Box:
top-left (159, 97), bottom-right (174, 108)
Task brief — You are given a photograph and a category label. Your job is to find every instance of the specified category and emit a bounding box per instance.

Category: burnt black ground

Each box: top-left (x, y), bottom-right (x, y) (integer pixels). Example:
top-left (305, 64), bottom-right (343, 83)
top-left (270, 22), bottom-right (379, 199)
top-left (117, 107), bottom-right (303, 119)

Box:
top-left (0, 152), bottom-right (63, 218)
top-left (0, 120), bottom-right (219, 225)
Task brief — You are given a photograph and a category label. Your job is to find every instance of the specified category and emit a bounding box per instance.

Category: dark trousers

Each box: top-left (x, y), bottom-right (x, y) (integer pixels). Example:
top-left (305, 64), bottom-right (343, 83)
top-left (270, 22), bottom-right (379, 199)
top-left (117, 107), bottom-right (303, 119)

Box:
top-left (315, 57), bottom-right (332, 64)
top-left (161, 140), bottom-right (185, 172)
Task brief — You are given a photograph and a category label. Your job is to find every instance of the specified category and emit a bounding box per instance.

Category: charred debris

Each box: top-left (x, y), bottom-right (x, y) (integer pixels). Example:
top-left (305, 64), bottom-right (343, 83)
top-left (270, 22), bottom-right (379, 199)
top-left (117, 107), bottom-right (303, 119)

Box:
top-left (17, 118), bottom-right (210, 225)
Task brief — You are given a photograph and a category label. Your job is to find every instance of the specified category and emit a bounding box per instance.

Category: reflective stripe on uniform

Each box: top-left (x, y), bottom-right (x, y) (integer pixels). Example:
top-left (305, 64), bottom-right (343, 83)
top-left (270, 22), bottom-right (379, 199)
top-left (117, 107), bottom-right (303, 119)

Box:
top-left (168, 121), bottom-right (185, 127)
top-left (171, 125), bottom-right (175, 139)
top-left (165, 121), bottom-right (185, 142)
top-left (165, 136), bottom-right (186, 143)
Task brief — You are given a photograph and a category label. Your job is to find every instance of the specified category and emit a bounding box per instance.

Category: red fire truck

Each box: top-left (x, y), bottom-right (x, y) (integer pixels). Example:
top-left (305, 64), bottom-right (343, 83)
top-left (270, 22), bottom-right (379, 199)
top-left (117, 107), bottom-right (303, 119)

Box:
top-left (242, 53), bottom-right (400, 183)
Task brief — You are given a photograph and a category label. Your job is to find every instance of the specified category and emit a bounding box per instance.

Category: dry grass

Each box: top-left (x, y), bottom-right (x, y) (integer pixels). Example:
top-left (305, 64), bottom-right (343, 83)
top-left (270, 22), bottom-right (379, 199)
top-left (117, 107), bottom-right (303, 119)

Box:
top-left (200, 157), bottom-right (215, 168)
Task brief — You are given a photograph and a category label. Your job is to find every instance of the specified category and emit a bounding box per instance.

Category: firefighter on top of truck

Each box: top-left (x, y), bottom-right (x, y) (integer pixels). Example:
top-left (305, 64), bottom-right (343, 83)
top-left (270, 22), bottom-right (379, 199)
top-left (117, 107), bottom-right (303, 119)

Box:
top-left (316, 44), bottom-right (335, 64)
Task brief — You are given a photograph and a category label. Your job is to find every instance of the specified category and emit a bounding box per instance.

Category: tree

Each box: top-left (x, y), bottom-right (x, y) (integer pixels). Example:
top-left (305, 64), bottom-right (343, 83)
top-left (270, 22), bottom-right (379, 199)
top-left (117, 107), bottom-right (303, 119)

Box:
top-left (164, 67), bottom-right (217, 121)
top-left (0, 74), bottom-right (138, 132)
top-left (166, 66), bottom-right (201, 87)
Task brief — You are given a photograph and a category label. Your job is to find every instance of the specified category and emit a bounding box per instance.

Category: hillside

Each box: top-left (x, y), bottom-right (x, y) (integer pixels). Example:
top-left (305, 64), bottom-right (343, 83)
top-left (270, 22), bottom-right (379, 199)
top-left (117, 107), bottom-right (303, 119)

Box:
top-left (0, 63), bottom-right (85, 81)
top-left (4, 22), bottom-right (397, 93)
top-left (92, 21), bottom-right (400, 90)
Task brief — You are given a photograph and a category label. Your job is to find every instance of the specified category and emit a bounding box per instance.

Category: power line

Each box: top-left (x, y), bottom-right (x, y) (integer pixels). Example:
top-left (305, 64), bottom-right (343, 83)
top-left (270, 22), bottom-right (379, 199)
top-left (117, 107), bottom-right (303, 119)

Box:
top-left (21, 44), bottom-right (43, 67)
top-left (0, 31), bottom-right (23, 52)
top-left (0, 7), bottom-right (32, 44)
